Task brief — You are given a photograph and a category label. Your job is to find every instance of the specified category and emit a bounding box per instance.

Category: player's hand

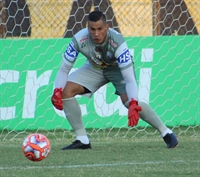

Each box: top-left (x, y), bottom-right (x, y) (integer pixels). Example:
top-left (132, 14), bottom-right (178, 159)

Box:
top-left (128, 99), bottom-right (142, 127)
top-left (51, 88), bottom-right (63, 110)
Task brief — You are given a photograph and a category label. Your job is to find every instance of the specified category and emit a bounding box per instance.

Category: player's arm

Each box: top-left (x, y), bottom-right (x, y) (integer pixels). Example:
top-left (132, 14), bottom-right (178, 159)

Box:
top-left (115, 42), bottom-right (142, 127)
top-left (121, 65), bottom-right (142, 127)
top-left (52, 39), bottom-right (79, 110)
top-left (120, 65), bottom-right (138, 102)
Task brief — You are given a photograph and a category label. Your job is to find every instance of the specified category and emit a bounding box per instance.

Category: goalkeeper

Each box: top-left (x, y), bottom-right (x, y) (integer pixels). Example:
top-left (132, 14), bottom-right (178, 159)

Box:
top-left (52, 11), bottom-right (178, 150)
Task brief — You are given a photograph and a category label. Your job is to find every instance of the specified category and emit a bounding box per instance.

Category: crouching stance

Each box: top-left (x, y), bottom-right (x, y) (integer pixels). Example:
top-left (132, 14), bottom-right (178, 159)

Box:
top-left (52, 11), bottom-right (178, 150)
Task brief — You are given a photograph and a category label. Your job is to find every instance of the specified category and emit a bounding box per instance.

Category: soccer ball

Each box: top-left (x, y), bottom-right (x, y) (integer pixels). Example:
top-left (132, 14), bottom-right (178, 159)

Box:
top-left (22, 133), bottom-right (51, 162)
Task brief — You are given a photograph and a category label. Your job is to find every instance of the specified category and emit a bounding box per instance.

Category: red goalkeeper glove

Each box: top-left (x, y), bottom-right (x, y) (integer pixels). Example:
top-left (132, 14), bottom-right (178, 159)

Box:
top-left (128, 99), bottom-right (142, 127)
top-left (51, 88), bottom-right (63, 110)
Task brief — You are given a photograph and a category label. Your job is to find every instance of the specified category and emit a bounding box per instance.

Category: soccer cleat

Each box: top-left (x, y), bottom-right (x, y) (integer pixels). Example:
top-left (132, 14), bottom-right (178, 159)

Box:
top-left (61, 140), bottom-right (92, 150)
top-left (163, 133), bottom-right (178, 148)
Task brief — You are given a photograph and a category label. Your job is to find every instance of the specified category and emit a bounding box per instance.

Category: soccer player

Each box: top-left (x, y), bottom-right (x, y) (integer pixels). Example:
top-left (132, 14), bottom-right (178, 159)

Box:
top-left (52, 11), bottom-right (178, 150)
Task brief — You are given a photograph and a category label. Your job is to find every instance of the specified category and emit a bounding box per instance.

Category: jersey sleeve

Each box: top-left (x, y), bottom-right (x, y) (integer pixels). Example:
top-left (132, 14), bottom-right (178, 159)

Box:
top-left (115, 41), bottom-right (138, 101)
top-left (121, 65), bottom-right (138, 101)
top-left (63, 37), bottom-right (79, 66)
top-left (115, 41), bottom-right (133, 70)
top-left (54, 61), bottom-right (72, 89)
top-left (55, 37), bottom-right (79, 89)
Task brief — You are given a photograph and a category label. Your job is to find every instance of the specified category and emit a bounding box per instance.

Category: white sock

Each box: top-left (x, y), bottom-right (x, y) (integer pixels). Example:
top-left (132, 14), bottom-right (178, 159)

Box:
top-left (63, 98), bottom-right (89, 140)
top-left (161, 128), bottom-right (173, 137)
top-left (63, 97), bottom-right (87, 137)
top-left (76, 136), bottom-right (90, 144)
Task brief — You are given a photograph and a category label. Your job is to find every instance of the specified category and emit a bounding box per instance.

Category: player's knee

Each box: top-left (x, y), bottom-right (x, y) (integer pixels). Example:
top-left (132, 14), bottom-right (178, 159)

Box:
top-left (62, 82), bottom-right (86, 99)
top-left (123, 100), bottom-right (129, 108)
top-left (123, 100), bottom-right (148, 109)
top-left (138, 101), bottom-right (148, 109)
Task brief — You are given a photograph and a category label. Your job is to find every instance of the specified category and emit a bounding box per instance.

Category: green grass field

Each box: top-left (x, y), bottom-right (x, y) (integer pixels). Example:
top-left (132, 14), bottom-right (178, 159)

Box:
top-left (0, 127), bottom-right (199, 177)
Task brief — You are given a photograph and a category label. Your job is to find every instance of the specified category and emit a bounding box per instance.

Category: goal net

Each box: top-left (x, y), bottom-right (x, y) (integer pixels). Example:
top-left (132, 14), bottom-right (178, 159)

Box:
top-left (0, 0), bottom-right (199, 140)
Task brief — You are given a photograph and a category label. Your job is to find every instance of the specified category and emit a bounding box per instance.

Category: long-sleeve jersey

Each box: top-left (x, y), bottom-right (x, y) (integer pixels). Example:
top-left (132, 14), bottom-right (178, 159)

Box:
top-left (55, 27), bottom-right (138, 101)
top-left (63, 28), bottom-right (133, 70)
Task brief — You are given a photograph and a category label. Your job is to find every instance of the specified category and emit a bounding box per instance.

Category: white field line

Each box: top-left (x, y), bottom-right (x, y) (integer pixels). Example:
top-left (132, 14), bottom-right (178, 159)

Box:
top-left (0, 160), bottom-right (199, 170)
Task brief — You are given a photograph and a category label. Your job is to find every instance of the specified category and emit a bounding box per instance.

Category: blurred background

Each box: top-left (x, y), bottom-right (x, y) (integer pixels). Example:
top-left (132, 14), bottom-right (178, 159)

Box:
top-left (0, 0), bottom-right (199, 38)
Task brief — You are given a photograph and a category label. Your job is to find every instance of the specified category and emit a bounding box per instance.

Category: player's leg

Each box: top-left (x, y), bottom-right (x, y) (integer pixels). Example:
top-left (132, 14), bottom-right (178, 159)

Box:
top-left (62, 81), bottom-right (90, 150)
top-left (104, 67), bottom-right (178, 148)
top-left (124, 100), bottom-right (178, 148)
top-left (121, 97), bottom-right (171, 136)
top-left (62, 63), bottom-right (107, 150)
top-left (137, 101), bottom-right (178, 148)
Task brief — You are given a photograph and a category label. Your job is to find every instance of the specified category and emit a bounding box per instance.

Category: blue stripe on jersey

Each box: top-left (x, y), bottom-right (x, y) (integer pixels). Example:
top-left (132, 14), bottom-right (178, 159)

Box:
top-left (64, 42), bottom-right (78, 62)
top-left (117, 49), bottom-right (131, 63)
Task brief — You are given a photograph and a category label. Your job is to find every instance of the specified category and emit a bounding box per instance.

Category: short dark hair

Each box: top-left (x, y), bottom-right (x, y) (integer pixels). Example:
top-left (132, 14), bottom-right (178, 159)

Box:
top-left (88, 11), bottom-right (106, 23)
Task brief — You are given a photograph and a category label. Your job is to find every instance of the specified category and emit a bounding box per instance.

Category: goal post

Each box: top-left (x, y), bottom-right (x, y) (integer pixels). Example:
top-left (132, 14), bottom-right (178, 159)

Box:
top-left (0, 0), bottom-right (199, 139)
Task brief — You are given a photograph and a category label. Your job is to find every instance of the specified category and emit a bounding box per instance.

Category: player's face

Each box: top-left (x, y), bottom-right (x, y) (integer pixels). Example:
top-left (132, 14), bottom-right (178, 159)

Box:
top-left (88, 20), bottom-right (109, 44)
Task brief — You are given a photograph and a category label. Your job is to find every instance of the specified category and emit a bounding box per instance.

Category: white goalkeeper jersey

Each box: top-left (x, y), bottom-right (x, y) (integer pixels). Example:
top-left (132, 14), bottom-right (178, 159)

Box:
top-left (57, 27), bottom-right (138, 101)
top-left (63, 28), bottom-right (133, 70)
